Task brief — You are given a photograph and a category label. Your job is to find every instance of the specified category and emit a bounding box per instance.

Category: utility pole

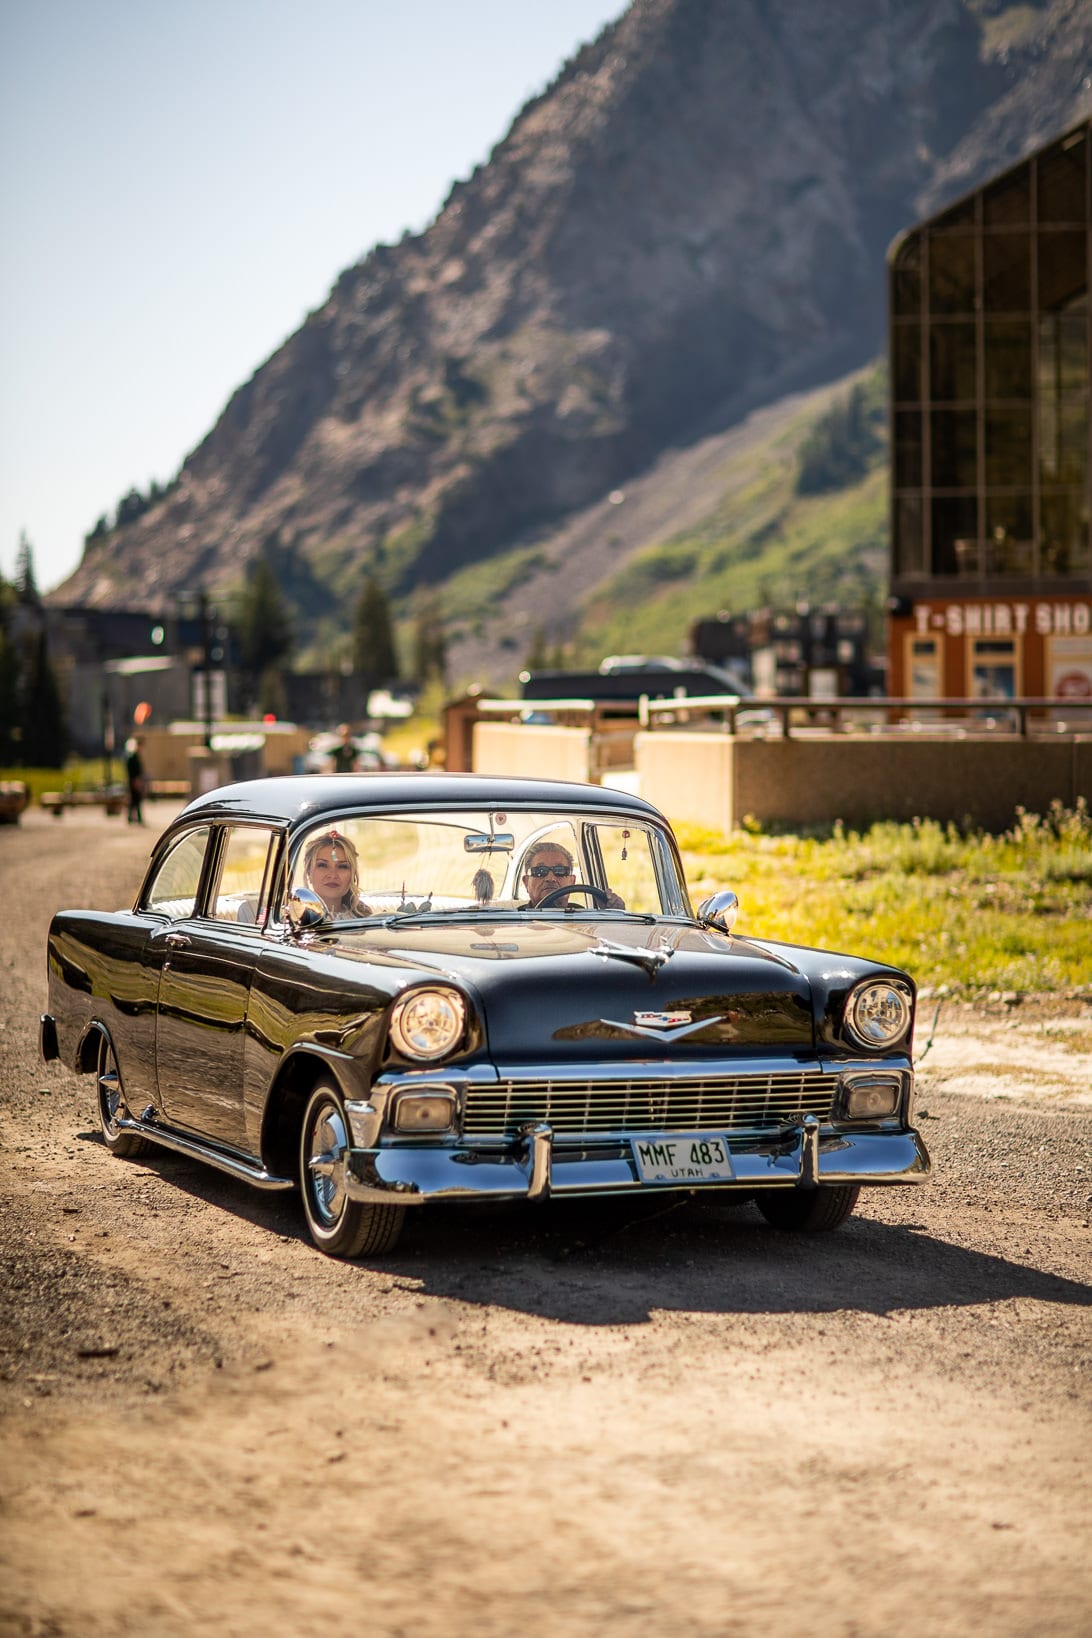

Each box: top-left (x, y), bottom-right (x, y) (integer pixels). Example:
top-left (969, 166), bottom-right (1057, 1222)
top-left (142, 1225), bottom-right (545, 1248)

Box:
top-left (199, 590), bottom-right (214, 751)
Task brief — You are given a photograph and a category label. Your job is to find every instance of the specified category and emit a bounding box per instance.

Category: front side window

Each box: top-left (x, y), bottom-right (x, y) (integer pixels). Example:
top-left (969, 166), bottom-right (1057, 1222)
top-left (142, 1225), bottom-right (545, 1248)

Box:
top-left (143, 827), bottom-right (212, 919)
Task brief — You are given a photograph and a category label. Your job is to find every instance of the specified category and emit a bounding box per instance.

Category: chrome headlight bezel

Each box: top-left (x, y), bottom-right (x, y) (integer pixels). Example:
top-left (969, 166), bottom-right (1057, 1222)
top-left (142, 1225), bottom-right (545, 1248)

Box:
top-left (388, 986), bottom-right (468, 1062)
top-left (844, 978), bottom-right (914, 1051)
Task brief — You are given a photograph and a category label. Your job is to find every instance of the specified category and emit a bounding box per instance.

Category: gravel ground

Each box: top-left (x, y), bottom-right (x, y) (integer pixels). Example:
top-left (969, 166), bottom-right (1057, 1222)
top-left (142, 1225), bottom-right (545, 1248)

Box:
top-left (1, 802), bottom-right (1089, 1638)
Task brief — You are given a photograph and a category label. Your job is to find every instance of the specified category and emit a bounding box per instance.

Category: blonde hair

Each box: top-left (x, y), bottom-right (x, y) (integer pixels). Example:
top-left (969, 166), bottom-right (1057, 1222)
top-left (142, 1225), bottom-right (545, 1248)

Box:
top-left (302, 829), bottom-right (362, 912)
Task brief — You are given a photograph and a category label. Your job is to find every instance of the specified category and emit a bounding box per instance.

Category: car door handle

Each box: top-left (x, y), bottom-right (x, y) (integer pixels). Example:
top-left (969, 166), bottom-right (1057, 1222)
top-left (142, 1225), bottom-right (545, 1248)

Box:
top-left (164, 932), bottom-right (191, 949)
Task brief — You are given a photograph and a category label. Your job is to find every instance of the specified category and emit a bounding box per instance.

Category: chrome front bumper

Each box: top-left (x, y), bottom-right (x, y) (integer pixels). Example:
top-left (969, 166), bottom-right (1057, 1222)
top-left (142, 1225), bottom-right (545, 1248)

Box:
top-left (343, 1118), bottom-right (931, 1206)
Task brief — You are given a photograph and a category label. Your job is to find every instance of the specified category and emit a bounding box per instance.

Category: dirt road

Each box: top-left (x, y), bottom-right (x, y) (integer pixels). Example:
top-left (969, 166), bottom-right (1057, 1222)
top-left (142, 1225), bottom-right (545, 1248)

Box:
top-left (1, 804), bottom-right (1089, 1637)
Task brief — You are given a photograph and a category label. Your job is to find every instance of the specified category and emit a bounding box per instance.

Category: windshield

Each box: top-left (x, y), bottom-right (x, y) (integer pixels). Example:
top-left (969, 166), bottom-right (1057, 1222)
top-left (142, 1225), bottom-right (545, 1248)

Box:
top-left (287, 807), bottom-right (689, 920)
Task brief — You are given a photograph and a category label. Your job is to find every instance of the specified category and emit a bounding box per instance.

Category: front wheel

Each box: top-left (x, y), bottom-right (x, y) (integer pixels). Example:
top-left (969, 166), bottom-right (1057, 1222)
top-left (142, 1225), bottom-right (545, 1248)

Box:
top-left (96, 1033), bottom-right (149, 1158)
top-left (753, 1185), bottom-right (860, 1232)
top-left (299, 1081), bottom-right (405, 1258)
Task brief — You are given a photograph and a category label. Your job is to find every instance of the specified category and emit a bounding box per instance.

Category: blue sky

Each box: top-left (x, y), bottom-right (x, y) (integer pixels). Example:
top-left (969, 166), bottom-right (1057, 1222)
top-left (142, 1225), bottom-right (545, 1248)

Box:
top-left (0, 0), bottom-right (624, 592)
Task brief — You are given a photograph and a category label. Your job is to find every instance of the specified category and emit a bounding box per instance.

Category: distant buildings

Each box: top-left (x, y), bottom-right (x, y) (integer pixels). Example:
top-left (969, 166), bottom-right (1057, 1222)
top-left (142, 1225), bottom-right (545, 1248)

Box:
top-left (887, 117), bottom-right (1091, 702)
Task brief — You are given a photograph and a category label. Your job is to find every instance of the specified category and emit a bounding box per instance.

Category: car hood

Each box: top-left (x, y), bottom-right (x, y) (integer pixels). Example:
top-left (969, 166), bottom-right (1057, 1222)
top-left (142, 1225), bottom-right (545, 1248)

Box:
top-left (326, 916), bottom-right (817, 1058)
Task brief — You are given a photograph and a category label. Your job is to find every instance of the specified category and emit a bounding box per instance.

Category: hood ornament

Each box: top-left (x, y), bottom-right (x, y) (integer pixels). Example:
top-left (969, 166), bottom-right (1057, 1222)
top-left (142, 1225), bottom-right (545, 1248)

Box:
top-left (590, 937), bottom-right (675, 980)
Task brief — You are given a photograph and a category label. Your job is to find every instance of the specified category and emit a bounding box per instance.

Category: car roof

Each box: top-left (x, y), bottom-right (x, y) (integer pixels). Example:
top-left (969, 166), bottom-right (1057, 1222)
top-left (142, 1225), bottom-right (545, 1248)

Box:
top-left (177, 772), bottom-right (666, 830)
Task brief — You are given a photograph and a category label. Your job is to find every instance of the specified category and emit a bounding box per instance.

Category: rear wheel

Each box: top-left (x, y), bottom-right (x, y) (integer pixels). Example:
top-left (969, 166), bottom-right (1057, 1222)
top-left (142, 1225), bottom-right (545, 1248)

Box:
top-left (299, 1081), bottom-right (405, 1258)
top-left (96, 1033), bottom-right (149, 1158)
top-left (753, 1185), bottom-right (860, 1232)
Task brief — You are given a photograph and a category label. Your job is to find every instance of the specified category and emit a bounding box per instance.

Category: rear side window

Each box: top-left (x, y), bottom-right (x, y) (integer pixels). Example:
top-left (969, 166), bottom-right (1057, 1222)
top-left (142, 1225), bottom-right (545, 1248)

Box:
top-left (210, 826), bottom-right (277, 924)
top-left (143, 827), bottom-right (211, 919)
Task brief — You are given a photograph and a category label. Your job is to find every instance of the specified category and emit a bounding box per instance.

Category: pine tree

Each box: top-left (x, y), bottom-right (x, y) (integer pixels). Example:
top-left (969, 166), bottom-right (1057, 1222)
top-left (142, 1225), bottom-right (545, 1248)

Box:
top-left (20, 630), bottom-right (68, 767)
top-left (15, 531), bottom-right (39, 605)
top-left (235, 558), bottom-right (294, 706)
top-left (0, 575), bottom-right (21, 763)
top-left (353, 577), bottom-right (399, 681)
top-left (412, 591), bottom-right (446, 685)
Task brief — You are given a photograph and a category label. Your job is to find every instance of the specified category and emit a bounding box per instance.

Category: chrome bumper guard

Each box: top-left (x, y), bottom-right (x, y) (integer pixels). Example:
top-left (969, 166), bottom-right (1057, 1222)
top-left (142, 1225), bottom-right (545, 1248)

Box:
top-left (343, 1118), bottom-right (931, 1206)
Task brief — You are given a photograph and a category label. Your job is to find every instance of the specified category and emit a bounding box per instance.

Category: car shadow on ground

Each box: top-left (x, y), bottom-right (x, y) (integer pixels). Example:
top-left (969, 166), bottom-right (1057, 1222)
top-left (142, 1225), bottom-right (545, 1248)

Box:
top-left (83, 1134), bottom-right (1092, 1327)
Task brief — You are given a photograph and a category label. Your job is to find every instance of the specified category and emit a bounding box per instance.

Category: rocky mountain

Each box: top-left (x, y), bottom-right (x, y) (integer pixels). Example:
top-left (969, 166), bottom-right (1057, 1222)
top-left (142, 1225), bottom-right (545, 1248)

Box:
top-left (56, 0), bottom-right (1092, 686)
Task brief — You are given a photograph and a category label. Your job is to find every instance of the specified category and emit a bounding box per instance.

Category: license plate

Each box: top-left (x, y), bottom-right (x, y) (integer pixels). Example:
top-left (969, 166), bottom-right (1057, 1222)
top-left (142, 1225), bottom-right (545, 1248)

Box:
top-left (632, 1133), bottom-right (734, 1184)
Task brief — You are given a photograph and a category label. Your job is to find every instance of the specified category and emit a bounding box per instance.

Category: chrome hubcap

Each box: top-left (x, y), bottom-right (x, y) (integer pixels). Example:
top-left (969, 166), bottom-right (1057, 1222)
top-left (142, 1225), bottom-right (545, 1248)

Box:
top-left (307, 1100), bottom-right (348, 1226)
top-left (98, 1050), bottom-right (122, 1132)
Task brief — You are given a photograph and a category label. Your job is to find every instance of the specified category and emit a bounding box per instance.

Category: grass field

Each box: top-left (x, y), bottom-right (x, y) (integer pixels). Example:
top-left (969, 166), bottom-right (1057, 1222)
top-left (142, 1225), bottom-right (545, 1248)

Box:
top-left (677, 800), bottom-right (1092, 998)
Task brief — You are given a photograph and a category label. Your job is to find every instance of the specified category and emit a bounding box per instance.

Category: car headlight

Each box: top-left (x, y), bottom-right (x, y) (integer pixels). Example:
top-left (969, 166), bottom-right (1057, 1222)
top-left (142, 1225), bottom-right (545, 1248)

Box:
top-left (389, 987), bottom-right (467, 1061)
top-left (845, 979), bottom-right (913, 1049)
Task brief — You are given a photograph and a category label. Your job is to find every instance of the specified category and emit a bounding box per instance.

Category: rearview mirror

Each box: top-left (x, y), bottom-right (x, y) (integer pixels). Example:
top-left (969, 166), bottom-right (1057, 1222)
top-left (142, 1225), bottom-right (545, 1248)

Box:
top-left (464, 832), bottom-right (514, 853)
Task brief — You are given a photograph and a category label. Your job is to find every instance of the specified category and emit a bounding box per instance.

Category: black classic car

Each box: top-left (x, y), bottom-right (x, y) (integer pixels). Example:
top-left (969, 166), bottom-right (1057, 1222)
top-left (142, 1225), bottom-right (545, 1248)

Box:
top-left (41, 774), bottom-right (930, 1256)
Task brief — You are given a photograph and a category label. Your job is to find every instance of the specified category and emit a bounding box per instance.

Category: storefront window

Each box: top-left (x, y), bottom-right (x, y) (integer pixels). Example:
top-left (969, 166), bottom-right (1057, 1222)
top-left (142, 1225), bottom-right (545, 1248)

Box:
top-left (971, 639), bottom-right (1019, 701)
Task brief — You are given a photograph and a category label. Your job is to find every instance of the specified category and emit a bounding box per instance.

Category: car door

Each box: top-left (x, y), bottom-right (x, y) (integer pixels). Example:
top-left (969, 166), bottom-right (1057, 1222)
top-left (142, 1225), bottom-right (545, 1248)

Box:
top-left (153, 823), bottom-right (277, 1152)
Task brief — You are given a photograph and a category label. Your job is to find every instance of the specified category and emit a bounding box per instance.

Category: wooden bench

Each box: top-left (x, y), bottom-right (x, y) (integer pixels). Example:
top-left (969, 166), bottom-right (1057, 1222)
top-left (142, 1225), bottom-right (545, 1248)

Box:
top-left (41, 789), bottom-right (126, 818)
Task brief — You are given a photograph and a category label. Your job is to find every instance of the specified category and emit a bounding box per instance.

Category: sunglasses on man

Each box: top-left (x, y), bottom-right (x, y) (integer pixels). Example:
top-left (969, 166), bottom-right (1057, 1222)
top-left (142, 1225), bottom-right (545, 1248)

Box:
top-left (527, 863), bottom-right (574, 878)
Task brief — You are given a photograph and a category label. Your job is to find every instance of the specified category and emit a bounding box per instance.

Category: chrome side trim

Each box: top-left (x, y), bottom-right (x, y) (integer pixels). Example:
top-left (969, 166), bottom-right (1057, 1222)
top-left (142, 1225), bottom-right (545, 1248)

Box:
top-left (113, 1115), bottom-right (295, 1191)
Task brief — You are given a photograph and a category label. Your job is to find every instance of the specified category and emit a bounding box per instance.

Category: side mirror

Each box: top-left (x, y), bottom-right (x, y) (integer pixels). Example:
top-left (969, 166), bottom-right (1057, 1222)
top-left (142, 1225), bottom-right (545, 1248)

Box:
top-left (697, 890), bottom-right (739, 934)
top-left (285, 885), bottom-right (330, 933)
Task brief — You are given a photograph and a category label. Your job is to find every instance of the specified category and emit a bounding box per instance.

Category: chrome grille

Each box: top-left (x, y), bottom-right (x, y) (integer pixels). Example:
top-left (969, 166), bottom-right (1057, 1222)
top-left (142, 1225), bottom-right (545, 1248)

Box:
top-left (462, 1071), bottom-right (834, 1138)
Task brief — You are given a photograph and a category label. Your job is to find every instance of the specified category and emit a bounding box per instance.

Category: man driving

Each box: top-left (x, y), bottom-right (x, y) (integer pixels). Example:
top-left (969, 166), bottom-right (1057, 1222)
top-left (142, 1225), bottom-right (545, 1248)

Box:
top-left (520, 842), bottom-right (624, 909)
top-left (521, 841), bottom-right (578, 906)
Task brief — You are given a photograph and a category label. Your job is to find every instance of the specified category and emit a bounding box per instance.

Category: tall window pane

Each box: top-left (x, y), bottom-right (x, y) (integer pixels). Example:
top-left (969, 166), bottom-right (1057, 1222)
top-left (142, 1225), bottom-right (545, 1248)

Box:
top-left (892, 323), bottom-right (922, 404)
top-left (930, 408), bottom-right (978, 488)
top-left (984, 405), bottom-right (1032, 487)
top-left (982, 164), bottom-right (1031, 227)
top-left (983, 231), bottom-right (1030, 311)
top-left (894, 496), bottom-right (926, 576)
top-left (1041, 492), bottom-right (1090, 575)
top-left (1039, 392), bottom-right (1088, 487)
top-left (984, 494), bottom-right (1034, 575)
top-left (930, 322), bottom-right (977, 401)
top-left (1038, 230), bottom-right (1087, 313)
top-left (894, 411), bottom-right (923, 488)
top-left (929, 233), bottom-right (977, 315)
top-left (983, 320), bottom-right (1033, 399)
top-left (931, 495), bottom-right (978, 576)
top-left (1037, 134), bottom-right (1087, 224)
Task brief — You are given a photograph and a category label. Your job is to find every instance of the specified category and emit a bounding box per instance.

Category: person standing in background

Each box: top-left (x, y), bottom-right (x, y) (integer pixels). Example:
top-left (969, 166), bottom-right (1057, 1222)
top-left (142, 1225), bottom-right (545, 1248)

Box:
top-left (330, 724), bottom-right (357, 773)
top-left (125, 737), bottom-right (146, 824)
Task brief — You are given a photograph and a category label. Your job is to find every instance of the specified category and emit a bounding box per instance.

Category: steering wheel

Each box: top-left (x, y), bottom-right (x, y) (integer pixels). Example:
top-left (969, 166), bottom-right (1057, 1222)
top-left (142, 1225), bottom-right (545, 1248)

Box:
top-left (529, 883), bottom-right (613, 909)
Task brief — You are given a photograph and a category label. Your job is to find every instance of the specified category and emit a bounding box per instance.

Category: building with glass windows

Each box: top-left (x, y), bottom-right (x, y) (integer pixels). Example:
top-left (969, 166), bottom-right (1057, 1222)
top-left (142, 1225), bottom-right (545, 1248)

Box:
top-left (887, 118), bottom-right (1091, 703)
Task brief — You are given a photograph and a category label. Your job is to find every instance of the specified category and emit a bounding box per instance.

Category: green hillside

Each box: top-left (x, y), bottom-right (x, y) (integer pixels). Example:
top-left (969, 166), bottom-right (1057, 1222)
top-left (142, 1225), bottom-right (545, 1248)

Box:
top-left (572, 362), bottom-right (890, 662)
top-left (435, 360), bottom-right (891, 683)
